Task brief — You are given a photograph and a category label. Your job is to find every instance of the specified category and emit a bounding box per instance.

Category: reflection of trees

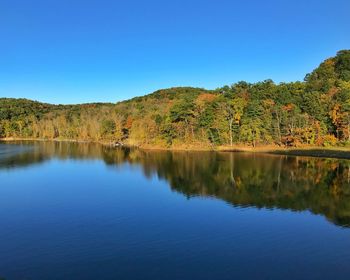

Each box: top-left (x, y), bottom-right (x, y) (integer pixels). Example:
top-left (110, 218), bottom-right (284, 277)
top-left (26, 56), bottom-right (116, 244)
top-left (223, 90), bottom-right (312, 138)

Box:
top-left (0, 141), bottom-right (108, 168)
top-left (104, 148), bottom-right (350, 228)
top-left (0, 143), bottom-right (47, 169)
top-left (1, 141), bottom-right (350, 227)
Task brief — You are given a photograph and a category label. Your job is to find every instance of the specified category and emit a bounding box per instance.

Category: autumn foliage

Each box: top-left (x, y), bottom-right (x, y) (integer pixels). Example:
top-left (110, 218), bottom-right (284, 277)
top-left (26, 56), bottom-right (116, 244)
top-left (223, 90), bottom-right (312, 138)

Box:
top-left (1, 50), bottom-right (350, 148)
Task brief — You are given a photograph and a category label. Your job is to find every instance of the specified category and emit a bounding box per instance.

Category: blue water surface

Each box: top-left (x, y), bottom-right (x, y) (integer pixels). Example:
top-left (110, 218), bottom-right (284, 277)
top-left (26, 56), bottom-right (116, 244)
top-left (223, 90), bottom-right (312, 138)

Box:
top-left (0, 142), bottom-right (349, 279)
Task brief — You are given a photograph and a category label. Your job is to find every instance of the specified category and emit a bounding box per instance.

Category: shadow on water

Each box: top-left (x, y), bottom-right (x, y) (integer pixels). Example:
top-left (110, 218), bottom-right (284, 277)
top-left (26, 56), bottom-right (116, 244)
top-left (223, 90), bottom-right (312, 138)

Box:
top-left (1, 141), bottom-right (350, 228)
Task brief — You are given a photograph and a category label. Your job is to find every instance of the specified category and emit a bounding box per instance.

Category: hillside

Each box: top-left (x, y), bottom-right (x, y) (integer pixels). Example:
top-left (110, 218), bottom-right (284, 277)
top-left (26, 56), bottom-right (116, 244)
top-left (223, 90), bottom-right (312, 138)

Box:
top-left (1, 50), bottom-right (350, 149)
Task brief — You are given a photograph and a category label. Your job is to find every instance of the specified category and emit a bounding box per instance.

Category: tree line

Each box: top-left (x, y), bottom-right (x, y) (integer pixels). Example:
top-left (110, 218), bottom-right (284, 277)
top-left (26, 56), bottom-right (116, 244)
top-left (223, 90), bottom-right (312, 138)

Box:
top-left (1, 50), bottom-right (350, 148)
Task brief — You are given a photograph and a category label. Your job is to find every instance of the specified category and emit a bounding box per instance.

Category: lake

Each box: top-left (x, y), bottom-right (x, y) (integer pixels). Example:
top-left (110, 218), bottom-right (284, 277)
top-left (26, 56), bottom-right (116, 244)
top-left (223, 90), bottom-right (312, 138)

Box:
top-left (0, 141), bottom-right (350, 279)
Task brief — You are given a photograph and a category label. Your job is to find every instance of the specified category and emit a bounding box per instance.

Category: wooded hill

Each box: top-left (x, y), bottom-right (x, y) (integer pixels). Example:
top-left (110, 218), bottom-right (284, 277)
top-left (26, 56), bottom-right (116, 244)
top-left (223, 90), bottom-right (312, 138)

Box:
top-left (1, 50), bottom-right (350, 148)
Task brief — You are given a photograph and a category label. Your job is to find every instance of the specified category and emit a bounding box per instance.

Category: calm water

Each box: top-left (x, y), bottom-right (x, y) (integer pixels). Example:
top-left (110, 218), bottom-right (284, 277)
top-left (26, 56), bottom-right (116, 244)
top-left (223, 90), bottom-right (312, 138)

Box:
top-left (0, 142), bottom-right (350, 280)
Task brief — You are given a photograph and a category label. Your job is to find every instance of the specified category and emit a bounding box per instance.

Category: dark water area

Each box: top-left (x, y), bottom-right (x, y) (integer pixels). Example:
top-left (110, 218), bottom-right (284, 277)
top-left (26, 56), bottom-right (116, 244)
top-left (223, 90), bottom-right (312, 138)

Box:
top-left (0, 141), bottom-right (350, 279)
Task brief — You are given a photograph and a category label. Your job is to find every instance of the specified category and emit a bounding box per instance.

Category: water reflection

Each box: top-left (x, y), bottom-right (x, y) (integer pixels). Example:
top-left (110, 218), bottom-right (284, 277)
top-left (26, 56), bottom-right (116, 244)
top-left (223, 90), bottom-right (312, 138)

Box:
top-left (1, 141), bottom-right (350, 227)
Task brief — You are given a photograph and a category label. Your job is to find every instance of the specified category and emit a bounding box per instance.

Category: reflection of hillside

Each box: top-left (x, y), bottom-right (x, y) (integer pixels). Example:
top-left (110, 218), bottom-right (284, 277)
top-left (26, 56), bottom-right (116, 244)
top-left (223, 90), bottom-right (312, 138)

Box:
top-left (0, 141), bottom-right (108, 168)
top-left (102, 148), bottom-right (350, 228)
top-left (0, 143), bottom-right (47, 168)
top-left (1, 141), bottom-right (350, 227)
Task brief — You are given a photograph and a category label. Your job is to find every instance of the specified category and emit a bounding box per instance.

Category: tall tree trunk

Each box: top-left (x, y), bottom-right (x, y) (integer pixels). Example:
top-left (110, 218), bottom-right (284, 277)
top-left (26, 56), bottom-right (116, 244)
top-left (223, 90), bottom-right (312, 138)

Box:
top-left (275, 110), bottom-right (282, 144)
top-left (229, 118), bottom-right (233, 146)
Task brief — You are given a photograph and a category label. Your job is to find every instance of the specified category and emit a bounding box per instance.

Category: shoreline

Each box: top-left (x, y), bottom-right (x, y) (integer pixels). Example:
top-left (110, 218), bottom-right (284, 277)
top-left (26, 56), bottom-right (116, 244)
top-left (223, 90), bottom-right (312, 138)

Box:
top-left (1, 138), bottom-right (350, 160)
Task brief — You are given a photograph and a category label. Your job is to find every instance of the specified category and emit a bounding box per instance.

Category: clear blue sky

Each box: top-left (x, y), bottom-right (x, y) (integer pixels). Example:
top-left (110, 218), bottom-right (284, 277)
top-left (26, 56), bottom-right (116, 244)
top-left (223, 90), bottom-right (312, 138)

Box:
top-left (1, 0), bottom-right (349, 104)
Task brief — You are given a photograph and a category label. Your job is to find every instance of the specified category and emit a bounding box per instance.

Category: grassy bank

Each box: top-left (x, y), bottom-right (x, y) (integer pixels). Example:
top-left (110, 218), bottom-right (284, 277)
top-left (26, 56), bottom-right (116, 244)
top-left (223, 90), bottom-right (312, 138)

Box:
top-left (218, 145), bottom-right (350, 160)
top-left (267, 148), bottom-right (350, 160)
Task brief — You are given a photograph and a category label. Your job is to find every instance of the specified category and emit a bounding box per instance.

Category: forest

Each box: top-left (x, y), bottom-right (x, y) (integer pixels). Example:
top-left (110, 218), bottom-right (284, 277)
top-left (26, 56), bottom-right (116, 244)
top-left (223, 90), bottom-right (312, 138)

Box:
top-left (1, 50), bottom-right (350, 149)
